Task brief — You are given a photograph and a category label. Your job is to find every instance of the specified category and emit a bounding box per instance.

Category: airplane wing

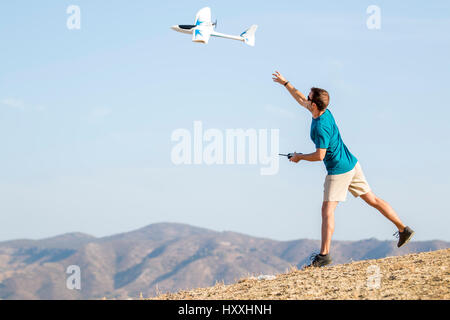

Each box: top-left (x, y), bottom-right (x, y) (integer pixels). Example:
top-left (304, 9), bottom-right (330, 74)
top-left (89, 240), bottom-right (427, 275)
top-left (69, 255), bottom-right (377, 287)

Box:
top-left (192, 7), bottom-right (213, 44)
top-left (194, 7), bottom-right (212, 26)
top-left (192, 27), bottom-right (211, 44)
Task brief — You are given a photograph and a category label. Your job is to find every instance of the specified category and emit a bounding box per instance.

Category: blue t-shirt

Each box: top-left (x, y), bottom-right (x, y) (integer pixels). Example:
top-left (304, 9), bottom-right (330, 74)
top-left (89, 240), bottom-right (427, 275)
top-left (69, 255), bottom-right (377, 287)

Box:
top-left (310, 109), bottom-right (357, 175)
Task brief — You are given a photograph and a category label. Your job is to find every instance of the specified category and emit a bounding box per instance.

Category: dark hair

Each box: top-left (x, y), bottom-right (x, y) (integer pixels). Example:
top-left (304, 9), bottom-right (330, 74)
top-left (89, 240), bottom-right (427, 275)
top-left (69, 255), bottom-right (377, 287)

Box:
top-left (310, 87), bottom-right (330, 111)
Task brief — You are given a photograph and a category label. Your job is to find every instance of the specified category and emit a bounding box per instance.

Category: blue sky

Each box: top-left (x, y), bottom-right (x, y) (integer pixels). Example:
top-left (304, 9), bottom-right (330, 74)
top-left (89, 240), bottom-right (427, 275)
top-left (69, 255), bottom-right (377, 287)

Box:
top-left (0, 0), bottom-right (449, 242)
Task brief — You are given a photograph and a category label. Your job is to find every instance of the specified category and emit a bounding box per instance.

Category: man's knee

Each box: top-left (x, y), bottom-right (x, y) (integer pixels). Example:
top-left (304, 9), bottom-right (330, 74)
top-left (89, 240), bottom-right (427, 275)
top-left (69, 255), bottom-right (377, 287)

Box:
top-left (362, 192), bottom-right (379, 207)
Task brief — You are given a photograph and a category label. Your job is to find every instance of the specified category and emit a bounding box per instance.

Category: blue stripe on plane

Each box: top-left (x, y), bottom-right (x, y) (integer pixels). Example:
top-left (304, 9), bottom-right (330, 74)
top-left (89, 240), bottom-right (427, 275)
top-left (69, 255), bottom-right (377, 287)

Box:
top-left (194, 29), bottom-right (203, 37)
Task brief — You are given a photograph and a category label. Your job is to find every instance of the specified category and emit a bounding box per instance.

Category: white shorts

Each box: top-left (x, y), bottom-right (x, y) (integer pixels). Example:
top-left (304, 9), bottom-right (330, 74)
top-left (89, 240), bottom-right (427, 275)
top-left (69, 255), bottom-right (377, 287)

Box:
top-left (323, 162), bottom-right (371, 202)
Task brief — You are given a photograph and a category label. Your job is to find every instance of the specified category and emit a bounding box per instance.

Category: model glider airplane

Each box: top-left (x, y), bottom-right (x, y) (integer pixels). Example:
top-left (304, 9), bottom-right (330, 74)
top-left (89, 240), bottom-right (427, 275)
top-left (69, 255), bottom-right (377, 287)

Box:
top-left (171, 7), bottom-right (258, 46)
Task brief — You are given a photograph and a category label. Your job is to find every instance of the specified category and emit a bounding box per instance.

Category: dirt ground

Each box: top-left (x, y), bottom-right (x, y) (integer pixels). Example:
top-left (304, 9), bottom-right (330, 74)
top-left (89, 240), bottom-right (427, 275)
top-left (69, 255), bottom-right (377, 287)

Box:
top-left (151, 249), bottom-right (450, 300)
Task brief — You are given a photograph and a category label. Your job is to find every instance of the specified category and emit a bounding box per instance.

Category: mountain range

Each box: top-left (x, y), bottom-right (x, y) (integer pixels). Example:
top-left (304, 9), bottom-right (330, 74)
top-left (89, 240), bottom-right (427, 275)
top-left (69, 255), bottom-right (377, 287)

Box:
top-left (0, 223), bottom-right (447, 299)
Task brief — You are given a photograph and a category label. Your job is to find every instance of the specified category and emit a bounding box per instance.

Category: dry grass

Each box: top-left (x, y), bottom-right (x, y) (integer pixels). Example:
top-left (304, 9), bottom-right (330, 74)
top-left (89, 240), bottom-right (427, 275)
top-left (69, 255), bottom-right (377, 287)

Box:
top-left (150, 249), bottom-right (450, 300)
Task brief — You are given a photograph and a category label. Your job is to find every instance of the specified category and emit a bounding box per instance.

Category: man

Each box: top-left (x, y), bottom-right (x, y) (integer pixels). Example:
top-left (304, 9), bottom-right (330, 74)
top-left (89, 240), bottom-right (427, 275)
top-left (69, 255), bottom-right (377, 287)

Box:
top-left (272, 71), bottom-right (414, 267)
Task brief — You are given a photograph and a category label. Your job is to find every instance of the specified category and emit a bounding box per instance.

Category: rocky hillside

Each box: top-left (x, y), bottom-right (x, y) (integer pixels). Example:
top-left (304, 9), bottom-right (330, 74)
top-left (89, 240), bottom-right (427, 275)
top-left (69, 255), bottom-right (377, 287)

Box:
top-left (153, 249), bottom-right (450, 300)
top-left (0, 223), bottom-right (448, 299)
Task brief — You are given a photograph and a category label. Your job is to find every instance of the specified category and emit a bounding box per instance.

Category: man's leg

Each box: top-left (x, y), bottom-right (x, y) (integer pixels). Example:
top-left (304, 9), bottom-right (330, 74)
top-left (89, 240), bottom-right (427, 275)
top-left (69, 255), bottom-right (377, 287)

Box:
top-left (320, 201), bottom-right (339, 255)
top-left (360, 191), bottom-right (405, 231)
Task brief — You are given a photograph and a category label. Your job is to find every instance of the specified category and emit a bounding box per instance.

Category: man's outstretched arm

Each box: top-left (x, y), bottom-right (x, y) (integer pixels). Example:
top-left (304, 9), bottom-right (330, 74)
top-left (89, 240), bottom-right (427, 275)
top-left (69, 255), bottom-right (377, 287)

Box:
top-left (290, 149), bottom-right (327, 163)
top-left (272, 71), bottom-right (313, 112)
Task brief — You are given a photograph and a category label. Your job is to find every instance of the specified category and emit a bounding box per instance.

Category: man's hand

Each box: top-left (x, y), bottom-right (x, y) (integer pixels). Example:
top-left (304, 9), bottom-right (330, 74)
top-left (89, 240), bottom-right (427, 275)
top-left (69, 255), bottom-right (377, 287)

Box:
top-left (272, 71), bottom-right (312, 112)
top-left (289, 152), bottom-right (303, 163)
top-left (272, 71), bottom-right (288, 86)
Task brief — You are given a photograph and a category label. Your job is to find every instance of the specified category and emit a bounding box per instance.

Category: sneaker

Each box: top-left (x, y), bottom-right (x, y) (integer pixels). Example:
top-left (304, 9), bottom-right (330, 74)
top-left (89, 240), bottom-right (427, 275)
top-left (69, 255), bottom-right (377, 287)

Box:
top-left (305, 253), bottom-right (332, 268)
top-left (394, 226), bottom-right (415, 248)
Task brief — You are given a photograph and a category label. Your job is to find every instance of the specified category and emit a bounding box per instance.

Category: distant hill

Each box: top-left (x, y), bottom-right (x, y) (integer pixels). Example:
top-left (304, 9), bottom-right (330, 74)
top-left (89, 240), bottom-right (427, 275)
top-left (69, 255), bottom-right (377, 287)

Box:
top-left (153, 249), bottom-right (450, 300)
top-left (0, 223), bottom-right (448, 299)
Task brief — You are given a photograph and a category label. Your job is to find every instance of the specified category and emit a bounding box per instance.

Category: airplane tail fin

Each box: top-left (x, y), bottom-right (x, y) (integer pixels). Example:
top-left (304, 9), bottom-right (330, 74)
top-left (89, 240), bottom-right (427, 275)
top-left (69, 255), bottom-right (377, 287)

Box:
top-left (240, 25), bottom-right (258, 47)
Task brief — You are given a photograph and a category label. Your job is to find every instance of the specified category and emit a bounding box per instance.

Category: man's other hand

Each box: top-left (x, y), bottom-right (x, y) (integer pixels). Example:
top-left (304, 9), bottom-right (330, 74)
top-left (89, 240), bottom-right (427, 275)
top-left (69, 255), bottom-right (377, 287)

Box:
top-left (272, 71), bottom-right (288, 86)
top-left (289, 153), bottom-right (303, 163)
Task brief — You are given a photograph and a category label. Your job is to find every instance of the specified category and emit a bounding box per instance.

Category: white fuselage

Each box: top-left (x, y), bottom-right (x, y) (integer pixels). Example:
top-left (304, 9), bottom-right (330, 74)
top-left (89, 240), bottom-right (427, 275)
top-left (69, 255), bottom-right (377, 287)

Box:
top-left (171, 25), bottom-right (245, 42)
top-left (171, 25), bottom-right (196, 34)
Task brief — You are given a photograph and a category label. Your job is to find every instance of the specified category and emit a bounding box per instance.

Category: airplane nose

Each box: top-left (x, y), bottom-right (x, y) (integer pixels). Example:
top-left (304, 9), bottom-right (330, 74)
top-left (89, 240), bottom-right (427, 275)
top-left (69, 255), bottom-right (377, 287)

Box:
top-left (171, 25), bottom-right (178, 31)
